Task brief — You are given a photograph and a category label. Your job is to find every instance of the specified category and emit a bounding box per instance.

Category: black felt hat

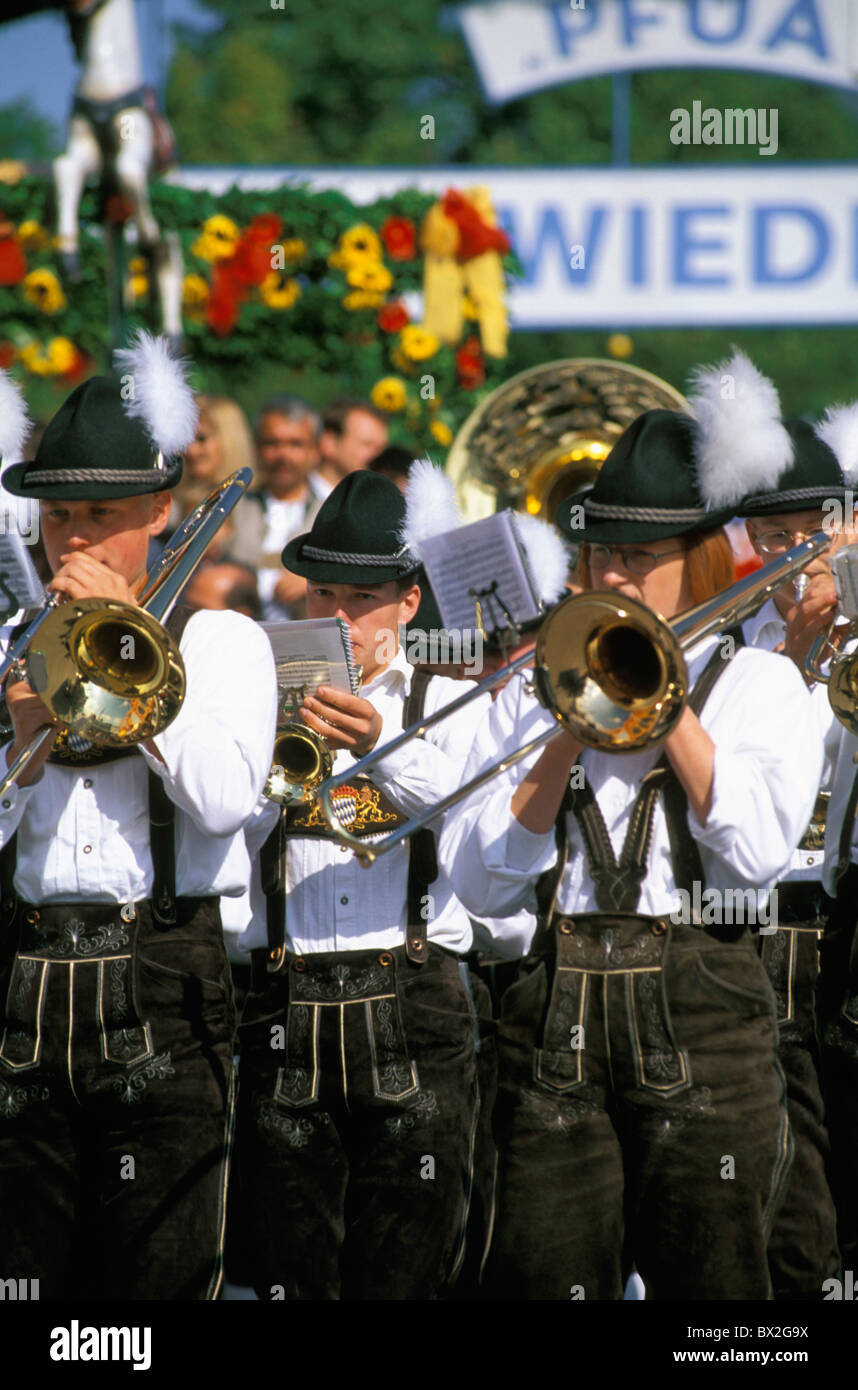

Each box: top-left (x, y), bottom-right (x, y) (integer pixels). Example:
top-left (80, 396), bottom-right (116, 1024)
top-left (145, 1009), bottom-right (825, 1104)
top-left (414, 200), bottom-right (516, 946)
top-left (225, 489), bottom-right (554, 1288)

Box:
top-left (282, 471), bottom-right (420, 584)
top-left (556, 410), bottom-right (735, 544)
top-left (743, 418), bottom-right (851, 516)
top-left (556, 349), bottom-right (805, 543)
top-left (3, 332), bottom-right (195, 501)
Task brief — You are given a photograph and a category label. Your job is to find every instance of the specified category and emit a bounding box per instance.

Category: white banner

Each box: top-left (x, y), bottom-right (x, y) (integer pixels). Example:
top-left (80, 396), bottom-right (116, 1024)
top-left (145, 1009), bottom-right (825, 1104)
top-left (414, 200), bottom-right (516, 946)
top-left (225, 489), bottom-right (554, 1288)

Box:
top-left (171, 164), bottom-right (858, 327)
top-left (457, 0), bottom-right (858, 103)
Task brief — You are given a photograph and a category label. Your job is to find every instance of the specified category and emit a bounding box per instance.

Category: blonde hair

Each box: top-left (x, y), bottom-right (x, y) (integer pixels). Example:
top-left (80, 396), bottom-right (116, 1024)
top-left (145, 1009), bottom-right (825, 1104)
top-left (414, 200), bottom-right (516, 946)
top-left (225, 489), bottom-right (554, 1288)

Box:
top-left (173, 395), bottom-right (256, 514)
top-left (575, 528), bottom-right (736, 604)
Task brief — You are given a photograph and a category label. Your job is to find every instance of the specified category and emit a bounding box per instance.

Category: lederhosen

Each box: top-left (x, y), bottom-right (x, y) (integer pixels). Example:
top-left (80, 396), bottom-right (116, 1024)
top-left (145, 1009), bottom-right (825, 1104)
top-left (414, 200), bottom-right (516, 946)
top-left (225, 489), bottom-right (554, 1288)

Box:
top-left (484, 638), bottom-right (794, 1301)
top-left (816, 767), bottom-right (858, 1270)
top-left (756, 794), bottom-right (840, 1298)
top-left (0, 608), bottom-right (235, 1301)
top-left (236, 670), bottom-right (481, 1300)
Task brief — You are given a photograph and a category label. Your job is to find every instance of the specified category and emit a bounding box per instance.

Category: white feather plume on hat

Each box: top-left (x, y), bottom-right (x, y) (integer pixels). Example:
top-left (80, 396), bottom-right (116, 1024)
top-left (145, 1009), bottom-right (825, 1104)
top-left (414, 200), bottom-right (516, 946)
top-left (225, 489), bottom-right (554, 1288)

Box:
top-left (399, 457), bottom-right (464, 559)
top-left (113, 331), bottom-right (197, 458)
top-left (512, 511), bottom-right (572, 605)
top-left (686, 347), bottom-right (793, 508)
top-left (816, 402), bottom-right (858, 486)
top-left (0, 370), bottom-right (32, 464)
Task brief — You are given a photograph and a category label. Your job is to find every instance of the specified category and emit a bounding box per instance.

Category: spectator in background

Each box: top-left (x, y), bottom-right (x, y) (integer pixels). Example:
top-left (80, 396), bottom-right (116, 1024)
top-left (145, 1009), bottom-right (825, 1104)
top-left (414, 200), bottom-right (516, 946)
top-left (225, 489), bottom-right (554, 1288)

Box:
top-left (315, 397), bottom-right (388, 496)
top-left (169, 395), bottom-right (256, 560)
top-left (230, 395), bottom-right (324, 621)
top-left (183, 561), bottom-right (262, 621)
top-left (368, 444), bottom-right (417, 496)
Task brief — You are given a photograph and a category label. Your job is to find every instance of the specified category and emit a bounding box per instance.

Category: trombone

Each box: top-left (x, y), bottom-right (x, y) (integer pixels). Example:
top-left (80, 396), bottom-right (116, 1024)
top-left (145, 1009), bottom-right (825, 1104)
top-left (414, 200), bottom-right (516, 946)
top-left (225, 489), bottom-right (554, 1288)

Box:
top-left (317, 533), bottom-right (829, 864)
top-left (0, 467), bottom-right (252, 796)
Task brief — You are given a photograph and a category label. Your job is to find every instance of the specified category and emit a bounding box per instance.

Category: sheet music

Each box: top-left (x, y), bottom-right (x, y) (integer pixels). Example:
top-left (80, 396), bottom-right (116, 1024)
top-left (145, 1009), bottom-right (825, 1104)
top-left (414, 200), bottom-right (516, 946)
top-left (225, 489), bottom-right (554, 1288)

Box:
top-left (420, 511), bottom-right (541, 634)
top-left (261, 617), bottom-right (360, 701)
top-left (0, 524), bottom-right (45, 617)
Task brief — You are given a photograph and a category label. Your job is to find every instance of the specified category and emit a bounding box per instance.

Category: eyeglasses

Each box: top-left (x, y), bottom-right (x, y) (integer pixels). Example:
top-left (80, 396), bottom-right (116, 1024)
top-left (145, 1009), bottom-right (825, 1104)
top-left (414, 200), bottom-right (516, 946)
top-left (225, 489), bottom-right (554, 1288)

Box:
top-left (752, 526), bottom-right (823, 556)
top-left (585, 544), bottom-right (684, 576)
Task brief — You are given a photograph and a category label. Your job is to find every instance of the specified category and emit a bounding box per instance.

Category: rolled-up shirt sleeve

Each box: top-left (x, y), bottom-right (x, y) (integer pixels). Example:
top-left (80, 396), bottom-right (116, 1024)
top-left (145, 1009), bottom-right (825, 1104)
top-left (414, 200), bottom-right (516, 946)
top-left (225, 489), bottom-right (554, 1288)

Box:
top-left (689, 648), bottom-right (822, 890)
top-left (369, 676), bottom-right (493, 824)
top-left (138, 609), bottom-right (278, 837)
top-left (440, 673), bottom-right (557, 918)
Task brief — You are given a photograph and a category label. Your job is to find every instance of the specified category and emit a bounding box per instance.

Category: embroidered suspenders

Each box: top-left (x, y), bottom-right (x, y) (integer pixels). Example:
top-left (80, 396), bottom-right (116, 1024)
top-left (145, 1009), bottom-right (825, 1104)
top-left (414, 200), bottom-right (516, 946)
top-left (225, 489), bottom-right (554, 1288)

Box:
top-left (536, 632), bottom-right (744, 929)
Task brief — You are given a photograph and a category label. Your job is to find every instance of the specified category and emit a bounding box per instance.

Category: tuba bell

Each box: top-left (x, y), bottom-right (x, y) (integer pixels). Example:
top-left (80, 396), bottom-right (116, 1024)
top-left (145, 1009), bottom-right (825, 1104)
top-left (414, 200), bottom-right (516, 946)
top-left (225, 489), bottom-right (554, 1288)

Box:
top-left (445, 358), bottom-right (689, 524)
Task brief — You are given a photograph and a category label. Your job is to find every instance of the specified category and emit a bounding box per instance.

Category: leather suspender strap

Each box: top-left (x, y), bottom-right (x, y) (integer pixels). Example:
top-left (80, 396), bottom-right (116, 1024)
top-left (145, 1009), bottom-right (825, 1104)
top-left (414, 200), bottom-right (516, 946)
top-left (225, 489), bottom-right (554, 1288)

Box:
top-left (260, 808), bottom-right (288, 964)
top-left (148, 768), bottom-right (178, 926)
top-left (835, 767), bottom-right (858, 890)
top-left (0, 832), bottom-right (17, 930)
top-left (146, 606), bottom-right (195, 927)
top-left (403, 668), bottom-right (436, 964)
top-left (546, 628), bottom-right (744, 918)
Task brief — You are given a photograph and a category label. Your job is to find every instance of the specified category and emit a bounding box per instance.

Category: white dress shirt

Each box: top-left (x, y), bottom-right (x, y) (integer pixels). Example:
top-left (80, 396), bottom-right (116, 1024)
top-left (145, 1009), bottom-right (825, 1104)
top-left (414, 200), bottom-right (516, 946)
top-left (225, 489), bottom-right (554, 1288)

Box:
top-left (0, 608), bottom-right (277, 904)
top-left (742, 595), bottom-right (838, 882)
top-left (439, 634), bottom-right (823, 922)
top-left (241, 647), bottom-right (492, 954)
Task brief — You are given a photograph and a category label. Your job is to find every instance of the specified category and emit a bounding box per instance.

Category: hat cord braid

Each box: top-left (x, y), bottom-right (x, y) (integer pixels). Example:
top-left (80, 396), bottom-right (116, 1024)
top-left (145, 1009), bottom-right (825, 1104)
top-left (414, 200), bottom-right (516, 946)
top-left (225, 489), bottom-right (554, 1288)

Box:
top-left (302, 544), bottom-right (418, 568)
top-left (22, 467), bottom-right (174, 485)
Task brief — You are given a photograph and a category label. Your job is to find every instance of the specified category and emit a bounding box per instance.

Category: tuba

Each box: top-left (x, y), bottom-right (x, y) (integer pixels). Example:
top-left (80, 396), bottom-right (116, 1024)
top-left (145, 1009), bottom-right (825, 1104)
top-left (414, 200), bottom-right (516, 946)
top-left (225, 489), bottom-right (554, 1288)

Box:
top-left (445, 358), bottom-right (689, 524)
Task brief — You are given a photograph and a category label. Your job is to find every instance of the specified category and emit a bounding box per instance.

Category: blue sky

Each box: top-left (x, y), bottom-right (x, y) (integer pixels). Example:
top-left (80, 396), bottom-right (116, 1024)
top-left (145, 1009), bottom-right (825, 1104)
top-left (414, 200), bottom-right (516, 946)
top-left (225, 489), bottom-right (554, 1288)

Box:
top-left (0, 0), bottom-right (219, 135)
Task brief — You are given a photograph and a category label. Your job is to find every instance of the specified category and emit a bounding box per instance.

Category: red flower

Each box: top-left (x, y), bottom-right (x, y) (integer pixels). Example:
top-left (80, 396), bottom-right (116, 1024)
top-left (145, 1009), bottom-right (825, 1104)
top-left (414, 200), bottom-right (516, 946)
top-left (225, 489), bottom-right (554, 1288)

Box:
top-left (0, 342), bottom-right (14, 368)
top-left (228, 236), bottom-right (271, 288)
top-left (206, 264), bottom-right (243, 336)
top-left (0, 235), bottom-right (26, 286)
top-left (104, 193), bottom-right (134, 224)
top-left (442, 190), bottom-right (511, 261)
top-left (246, 213), bottom-right (283, 243)
top-left (455, 336), bottom-right (485, 390)
top-left (377, 300), bottom-right (410, 333)
top-left (380, 216), bottom-right (416, 261)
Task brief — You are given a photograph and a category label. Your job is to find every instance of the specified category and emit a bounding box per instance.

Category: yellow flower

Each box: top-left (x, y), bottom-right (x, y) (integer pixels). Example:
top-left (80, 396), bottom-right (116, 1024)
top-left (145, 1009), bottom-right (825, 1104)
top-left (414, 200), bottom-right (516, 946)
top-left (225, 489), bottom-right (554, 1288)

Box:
top-left (343, 290), bottom-right (385, 311)
top-left (19, 342), bottom-right (51, 375)
top-left (606, 333), bottom-right (634, 360)
top-left (16, 220), bottom-right (48, 251)
top-left (462, 294), bottom-right (480, 321)
top-left (23, 268), bottom-right (66, 315)
top-left (345, 262), bottom-right (392, 293)
top-left (128, 263), bottom-right (149, 298)
top-left (370, 377), bottom-right (407, 412)
top-left (399, 324), bottom-right (440, 362)
top-left (341, 224), bottom-right (382, 260)
top-left (46, 337), bottom-right (76, 374)
top-left (279, 238), bottom-right (307, 261)
top-left (430, 419), bottom-right (453, 447)
top-left (191, 215), bottom-right (240, 262)
top-left (182, 273), bottom-right (210, 319)
top-left (260, 272), bottom-right (301, 310)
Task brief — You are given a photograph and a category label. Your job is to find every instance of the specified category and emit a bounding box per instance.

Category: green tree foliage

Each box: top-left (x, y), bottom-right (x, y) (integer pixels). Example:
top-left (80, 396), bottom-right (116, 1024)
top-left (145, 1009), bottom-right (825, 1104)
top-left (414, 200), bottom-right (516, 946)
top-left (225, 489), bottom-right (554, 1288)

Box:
top-left (0, 97), bottom-right (59, 162)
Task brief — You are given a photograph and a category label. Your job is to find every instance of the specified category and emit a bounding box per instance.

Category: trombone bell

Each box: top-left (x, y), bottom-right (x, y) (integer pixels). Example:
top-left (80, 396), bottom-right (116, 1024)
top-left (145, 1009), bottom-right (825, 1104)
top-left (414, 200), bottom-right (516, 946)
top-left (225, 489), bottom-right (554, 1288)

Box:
top-left (535, 592), bottom-right (686, 752)
top-left (25, 597), bottom-right (185, 746)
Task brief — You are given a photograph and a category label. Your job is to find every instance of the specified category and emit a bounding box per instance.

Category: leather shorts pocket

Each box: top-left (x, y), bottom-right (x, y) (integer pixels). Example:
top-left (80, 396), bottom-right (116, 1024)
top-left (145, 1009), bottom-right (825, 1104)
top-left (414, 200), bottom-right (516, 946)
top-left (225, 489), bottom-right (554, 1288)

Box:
top-left (274, 1002), bottom-right (321, 1108)
top-left (98, 955), bottom-right (154, 1066)
top-left (626, 969), bottom-right (691, 1095)
top-left (366, 995), bottom-right (420, 1102)
top-left (0, 956), bottom-right (47, 1070)
top-left (534, 964), bottom-right (588, 1095)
